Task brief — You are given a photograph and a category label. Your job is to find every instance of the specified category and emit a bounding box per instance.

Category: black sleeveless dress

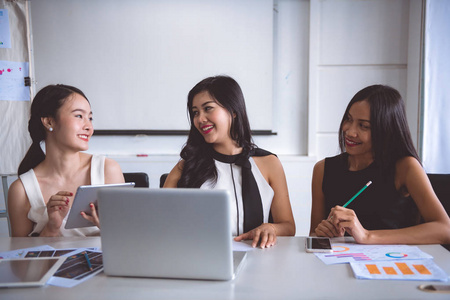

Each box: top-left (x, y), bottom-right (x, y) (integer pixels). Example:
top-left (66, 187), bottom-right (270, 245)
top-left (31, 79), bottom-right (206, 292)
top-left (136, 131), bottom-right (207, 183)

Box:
top-left (323, 153), bottom-right (418, 230)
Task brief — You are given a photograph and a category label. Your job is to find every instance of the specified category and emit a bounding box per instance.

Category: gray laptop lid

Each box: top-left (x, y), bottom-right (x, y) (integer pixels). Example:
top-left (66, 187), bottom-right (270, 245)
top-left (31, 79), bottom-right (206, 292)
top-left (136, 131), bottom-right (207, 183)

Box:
top-left (98, 188), bottom-right (243, 281)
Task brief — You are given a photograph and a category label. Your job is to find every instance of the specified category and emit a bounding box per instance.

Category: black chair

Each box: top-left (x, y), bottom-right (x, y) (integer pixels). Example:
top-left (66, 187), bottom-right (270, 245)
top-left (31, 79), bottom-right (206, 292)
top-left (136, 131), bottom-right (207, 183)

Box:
top-left (427, 173), bottom-right (450, 251)
top-left (428, 174), bottom-right (450, 215)
top-left (123, 172), bottom-right (149, 188)
top-left (160, 173), bottom-right (169, 188)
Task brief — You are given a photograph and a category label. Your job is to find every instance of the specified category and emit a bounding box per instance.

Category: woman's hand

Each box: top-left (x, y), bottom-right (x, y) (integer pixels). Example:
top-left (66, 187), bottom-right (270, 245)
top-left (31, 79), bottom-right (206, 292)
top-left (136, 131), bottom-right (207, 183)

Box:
top-left (314, 218), bottom-right (344, 238)
top-left (234, 223), bottom-right (278, 248)
top-left (80, 203), bottom-right (100, 228)
top-left (44, 191), bottom-right (73, 235)
top-left (327, 206), bottom-right (370, 243)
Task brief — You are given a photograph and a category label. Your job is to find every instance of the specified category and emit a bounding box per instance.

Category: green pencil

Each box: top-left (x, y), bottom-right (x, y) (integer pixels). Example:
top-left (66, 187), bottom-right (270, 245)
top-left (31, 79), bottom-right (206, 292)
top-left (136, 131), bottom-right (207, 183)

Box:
top-left (343, 181), bottom-right (372, 208)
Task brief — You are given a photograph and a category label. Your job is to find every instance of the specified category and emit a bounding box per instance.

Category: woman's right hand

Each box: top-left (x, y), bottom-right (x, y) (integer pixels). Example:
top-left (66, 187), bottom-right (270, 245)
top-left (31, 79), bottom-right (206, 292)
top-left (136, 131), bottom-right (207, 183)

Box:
top-left (43, 191), bottom-right (73, 235)
top-left (234, 223), bottom-right (278, 248)
top-left (314, 218), bottom-right (344, 238)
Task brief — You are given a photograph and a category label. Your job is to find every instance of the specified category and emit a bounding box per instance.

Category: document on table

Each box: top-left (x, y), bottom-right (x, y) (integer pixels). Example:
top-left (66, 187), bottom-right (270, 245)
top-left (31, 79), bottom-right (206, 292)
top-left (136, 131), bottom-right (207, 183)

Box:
top-left (350, 259), bottom-right (449, 282)
top-left (312, 243), bottom-right (449, 281)
top-left (0, 246), bottom-right (102, 288)
top-left (0, 245), bottom-right (55, 259)
top-left (0, 245), bottom-right (99, 260)
top-left (48, 248), bottom-right (103, 288)
top-left (314, 243), bottom-right (433, 265)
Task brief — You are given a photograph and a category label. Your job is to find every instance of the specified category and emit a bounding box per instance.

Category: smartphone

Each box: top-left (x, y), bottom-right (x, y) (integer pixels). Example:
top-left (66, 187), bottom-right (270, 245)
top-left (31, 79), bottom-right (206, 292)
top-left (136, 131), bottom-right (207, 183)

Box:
top-left (305, 237), bottom-right (333, 253)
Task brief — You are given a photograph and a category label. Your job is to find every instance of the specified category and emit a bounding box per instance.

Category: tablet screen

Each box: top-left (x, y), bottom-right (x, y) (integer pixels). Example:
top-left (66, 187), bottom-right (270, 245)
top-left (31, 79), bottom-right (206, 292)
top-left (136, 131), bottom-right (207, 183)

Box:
top-left (0, 258), bottom-right (65, 288)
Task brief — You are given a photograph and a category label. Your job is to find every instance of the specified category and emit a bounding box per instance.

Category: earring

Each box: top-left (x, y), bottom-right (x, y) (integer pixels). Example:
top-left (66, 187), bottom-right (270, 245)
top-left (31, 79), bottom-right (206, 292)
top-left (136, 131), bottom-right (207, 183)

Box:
top-left (49, 127), bottom-right (53, 132)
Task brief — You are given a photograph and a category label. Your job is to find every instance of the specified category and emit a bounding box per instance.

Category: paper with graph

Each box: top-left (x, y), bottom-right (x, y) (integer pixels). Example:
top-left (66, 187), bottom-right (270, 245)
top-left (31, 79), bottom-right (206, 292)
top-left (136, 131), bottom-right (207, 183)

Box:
top-left (314, 243), bottom-right (433, 265)
top-left (350, 259), bottom-right (449, 281)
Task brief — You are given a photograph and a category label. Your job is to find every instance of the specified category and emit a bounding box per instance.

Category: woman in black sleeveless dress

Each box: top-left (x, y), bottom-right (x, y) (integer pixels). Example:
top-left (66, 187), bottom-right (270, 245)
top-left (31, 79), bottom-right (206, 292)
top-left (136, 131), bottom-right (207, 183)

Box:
top-left (310, 85), bottom-right (450, 244)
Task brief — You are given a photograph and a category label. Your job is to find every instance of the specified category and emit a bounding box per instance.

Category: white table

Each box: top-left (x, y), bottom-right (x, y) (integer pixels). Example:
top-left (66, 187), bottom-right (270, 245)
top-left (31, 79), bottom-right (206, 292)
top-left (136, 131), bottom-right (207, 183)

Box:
top-left (0, 236), bottom-right (449, 300)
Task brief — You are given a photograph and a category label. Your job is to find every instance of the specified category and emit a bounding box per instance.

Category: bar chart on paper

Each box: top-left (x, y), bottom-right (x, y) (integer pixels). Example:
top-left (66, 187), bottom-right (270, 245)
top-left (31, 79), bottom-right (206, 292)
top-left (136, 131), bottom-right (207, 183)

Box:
top-left (314, 244), bottom-right (433, 265)
top-left (350, 259), bottom-right (449, 281)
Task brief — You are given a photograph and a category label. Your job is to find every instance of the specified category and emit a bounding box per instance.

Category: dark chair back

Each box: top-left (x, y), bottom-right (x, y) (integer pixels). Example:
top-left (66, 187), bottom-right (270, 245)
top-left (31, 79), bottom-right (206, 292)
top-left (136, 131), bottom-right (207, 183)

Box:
top-left (427, 174), bottom-right (450, 216)
top-left (160, 173), bottom-right (169, 188)
top-left (427, 173), bottom-right (450, 251)
top-left (124, 172), bottom-right (149, 188)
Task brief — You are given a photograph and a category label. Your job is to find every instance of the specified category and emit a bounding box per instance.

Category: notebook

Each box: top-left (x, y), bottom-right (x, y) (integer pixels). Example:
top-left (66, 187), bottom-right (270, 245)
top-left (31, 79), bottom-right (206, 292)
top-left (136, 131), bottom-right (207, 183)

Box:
top-left (97, 188), bottom-right (247, 281)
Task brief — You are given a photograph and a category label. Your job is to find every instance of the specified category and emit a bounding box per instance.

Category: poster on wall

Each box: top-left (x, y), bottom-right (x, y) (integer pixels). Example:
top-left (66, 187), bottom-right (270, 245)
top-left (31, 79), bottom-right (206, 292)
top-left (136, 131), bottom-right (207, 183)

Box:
top-left (0, 60), bottom-right (30, 101)
top-left (0, 9), bottom-right (12, 48)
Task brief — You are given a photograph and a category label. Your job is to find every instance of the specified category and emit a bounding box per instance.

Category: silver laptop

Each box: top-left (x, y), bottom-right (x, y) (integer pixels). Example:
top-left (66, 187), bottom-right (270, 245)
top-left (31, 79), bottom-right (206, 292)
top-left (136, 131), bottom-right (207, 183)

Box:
top-left (97, 188), bottom-right (247, 281)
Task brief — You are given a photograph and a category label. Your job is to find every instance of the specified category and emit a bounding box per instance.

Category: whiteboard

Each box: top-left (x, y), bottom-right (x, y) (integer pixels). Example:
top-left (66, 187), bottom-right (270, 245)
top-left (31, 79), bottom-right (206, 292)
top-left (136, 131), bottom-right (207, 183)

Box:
top-left (30, 0), bottom-right (274, 132)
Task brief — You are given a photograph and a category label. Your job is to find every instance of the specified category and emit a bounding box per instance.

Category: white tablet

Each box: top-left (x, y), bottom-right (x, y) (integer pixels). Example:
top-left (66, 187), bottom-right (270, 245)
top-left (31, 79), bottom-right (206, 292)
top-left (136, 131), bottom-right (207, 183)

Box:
top-left (65, 183), bottom-right (135, 229)
top-left (0, 257), bottom-right (66, 288)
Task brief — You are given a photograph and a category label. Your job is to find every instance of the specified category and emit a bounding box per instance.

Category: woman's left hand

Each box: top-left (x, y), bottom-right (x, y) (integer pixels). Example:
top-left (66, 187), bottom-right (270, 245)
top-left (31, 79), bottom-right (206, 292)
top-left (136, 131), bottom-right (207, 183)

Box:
top-left (234, 223), bottom-right (277, 248)
top-left (80, 203), bottom-right (100, 228)
top-left (328, 206), bottom-right (370, 243)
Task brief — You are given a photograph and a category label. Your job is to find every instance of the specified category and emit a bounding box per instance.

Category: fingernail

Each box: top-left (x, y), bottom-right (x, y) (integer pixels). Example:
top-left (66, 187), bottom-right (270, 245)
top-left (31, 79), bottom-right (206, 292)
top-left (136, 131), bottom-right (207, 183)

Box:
top-left (90, 203), bottom-right (94, 207)
top-left (59, 207), bottom-right (62, 210)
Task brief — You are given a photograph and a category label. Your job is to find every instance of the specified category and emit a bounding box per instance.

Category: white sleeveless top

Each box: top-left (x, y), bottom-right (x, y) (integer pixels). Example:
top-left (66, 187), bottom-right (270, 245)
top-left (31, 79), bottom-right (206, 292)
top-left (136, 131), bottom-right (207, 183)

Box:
top-left (19, 155), bottom-right (105, 237)
top-left (200, 157), bottom-right (274, 236)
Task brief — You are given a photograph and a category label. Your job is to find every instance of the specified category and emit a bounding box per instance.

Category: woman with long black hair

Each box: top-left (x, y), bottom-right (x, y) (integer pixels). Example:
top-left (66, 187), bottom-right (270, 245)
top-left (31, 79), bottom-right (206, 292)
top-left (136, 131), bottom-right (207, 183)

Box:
top-left (164, 75), bottom-right (296, 248)
top-left (8, 84), bottom-right (124, 237)
top-left (310, 85), bottom-right (450, 244)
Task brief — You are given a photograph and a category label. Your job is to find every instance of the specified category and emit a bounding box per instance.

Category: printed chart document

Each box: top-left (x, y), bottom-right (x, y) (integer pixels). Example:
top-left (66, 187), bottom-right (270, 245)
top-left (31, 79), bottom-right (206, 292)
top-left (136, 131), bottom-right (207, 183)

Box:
top-left (350, 259), bottom-right (449, 282)
top-left (314, 243), bottom-right (433, 265)
top-left (0, 246), bottom-right (102, 288)
top-left (0, 245), bottom-right (55, 259)
top-left (0, 246), bottom-right (99, 260)
top-left (311, 242), bottom-right (449, 282)
top-left (48, 249), bottom-right (103, 288)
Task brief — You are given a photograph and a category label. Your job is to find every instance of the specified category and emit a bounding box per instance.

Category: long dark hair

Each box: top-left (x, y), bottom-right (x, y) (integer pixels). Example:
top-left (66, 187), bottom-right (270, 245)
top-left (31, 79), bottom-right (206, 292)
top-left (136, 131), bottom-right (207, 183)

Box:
top-left (177, 75), bottom-right (254, 187)
top-left (338, 85), bottom-right (419, 177)
top-left (18, 84), bottom-right (89, 175)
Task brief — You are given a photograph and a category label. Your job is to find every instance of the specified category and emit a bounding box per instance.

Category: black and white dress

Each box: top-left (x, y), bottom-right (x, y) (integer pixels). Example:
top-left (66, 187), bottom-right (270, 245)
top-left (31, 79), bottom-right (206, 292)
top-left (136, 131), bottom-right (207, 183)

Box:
top-left (200, 151), bottom-right (274, 236)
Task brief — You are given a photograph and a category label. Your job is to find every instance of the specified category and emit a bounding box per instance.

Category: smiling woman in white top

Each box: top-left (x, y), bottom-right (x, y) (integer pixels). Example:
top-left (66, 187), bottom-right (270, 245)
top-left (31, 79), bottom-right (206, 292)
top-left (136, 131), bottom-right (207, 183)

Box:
top-left (8, 84), bottom-right (124, 237)
top-left (164, 76), bottom-right (296, 248)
